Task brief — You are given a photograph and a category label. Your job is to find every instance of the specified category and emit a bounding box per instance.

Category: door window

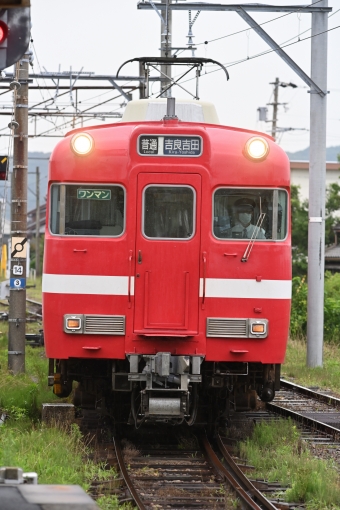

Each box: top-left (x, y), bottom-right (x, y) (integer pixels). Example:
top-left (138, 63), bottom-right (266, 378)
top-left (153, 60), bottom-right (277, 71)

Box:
top-left (143, 185), bottom-right (195, 239)
top-left (213, 188), bottom-right (288, 240)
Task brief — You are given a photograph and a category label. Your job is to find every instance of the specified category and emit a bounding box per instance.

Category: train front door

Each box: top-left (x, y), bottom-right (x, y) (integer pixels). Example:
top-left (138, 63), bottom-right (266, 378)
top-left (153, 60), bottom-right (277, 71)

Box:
top-left (134, 173), bottom-right (201, 335)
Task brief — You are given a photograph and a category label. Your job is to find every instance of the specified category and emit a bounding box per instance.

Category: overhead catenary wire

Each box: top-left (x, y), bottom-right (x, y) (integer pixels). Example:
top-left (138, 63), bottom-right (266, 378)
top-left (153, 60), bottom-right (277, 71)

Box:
top-left (194, 0), bottom-right (335, 47)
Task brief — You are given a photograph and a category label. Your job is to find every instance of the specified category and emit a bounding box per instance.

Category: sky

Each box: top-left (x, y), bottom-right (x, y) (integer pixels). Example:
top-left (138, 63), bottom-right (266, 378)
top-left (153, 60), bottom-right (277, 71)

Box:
top-left (0, 0), bottom-right (339, 156)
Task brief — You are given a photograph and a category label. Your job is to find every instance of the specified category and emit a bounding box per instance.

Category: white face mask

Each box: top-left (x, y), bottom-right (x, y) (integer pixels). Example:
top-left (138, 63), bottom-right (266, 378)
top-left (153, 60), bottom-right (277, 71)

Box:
top-left (239, 212), bottom-right (252, 226)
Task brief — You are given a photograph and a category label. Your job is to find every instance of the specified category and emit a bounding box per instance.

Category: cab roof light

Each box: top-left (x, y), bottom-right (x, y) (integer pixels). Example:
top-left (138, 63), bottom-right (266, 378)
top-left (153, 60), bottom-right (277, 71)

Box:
top-left (244, 137), bottom-right (269, 162)
top-left (71, 133), bottom-right (94, 156)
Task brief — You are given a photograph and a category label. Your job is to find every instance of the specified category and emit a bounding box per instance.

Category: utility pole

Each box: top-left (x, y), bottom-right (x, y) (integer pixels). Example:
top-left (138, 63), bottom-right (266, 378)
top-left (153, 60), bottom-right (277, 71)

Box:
top-left (266, 78), bottom-right (297, 141)
top-left (35, 166), bottom-right (40, 277)
top-left (8, 51), bottom-right (29, 375)
top-left (307, 0), bottom-right (328, 368)
top-left (160, 0), bottom-right (172, 97)
top-left (271, 77), bottom-right (279, 140)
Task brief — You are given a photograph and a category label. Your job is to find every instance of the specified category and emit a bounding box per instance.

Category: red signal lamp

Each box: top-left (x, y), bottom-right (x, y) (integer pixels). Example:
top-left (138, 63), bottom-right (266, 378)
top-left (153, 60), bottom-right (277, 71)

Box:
top-left (0, 21), bottom-right (8, 44)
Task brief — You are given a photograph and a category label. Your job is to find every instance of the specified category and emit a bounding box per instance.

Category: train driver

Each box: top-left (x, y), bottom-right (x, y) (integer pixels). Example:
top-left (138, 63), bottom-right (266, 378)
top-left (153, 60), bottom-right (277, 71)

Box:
top-left (226, 197), bottom-right (266, 239)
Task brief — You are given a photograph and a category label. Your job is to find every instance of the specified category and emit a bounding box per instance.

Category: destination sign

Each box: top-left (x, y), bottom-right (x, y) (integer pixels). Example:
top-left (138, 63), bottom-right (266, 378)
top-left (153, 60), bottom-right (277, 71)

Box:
top-left (138, 135), bottom-right (202, 157)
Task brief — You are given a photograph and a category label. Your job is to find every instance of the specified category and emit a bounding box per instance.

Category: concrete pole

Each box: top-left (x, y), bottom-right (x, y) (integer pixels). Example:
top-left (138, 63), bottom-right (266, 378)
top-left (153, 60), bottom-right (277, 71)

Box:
top-left (35, 166), bottom-right (40, 277)
top-left (271, 77), bottom-right (279, 140)
top-left (160, 0), bottom-right (172, 97)
top-left (307, 0), bottom-right (328, 367)
top-left (8, 52), bottom-right (29, 375)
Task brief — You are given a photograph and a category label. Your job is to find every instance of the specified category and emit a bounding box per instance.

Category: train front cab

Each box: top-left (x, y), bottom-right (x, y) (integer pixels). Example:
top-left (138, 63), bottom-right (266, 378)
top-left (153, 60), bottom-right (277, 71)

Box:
top-left (43, 116), bottom-right (291, 426)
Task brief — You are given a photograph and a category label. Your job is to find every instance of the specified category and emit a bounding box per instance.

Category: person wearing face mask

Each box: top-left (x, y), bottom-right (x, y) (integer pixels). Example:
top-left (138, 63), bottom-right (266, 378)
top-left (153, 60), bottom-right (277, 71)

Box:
top-left (226, 198), bottom-right (266, 239)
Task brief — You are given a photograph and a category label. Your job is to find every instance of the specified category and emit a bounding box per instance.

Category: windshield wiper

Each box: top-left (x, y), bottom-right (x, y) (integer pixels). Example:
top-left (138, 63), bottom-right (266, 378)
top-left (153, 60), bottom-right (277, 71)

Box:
top-left (241, 213), bottom-right (266, 262)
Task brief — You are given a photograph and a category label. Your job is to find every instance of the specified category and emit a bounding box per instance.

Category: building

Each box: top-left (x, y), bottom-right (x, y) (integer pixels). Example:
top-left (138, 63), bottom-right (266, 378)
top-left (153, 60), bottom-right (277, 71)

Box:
top-left (290, 161), bottom-right (340, 202)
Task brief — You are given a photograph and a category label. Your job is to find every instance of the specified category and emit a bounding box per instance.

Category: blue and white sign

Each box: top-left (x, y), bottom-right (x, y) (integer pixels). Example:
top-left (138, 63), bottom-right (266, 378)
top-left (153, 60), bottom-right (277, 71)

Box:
top-left (10, 278), bottom-right (26, 289)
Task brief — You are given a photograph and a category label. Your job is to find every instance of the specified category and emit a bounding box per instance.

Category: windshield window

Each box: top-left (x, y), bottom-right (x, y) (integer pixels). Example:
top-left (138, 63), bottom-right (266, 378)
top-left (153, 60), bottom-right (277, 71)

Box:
top-left (213, 188), bottom-right (288, 240)
top-left (143, 185), bottom-right (195, 239)
top-left (50, 184), bottom-right (125, 236)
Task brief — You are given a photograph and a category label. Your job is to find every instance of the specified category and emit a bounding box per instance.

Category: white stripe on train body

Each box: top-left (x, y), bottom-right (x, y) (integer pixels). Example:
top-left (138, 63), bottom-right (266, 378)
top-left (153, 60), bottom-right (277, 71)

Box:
top-left (43, 273), bottom-right (291, 300)
top-left (42, 274), bottom-right (134, 296)
top-left (200, 278), bottom-right (291, 299)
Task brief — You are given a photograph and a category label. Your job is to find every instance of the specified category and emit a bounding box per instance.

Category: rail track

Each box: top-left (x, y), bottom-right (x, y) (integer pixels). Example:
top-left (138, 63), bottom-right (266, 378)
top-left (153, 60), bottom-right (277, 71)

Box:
top-left (268, 379), bottom-right (340, 438)
top-left (0, 297), bottom-right (42, 322)
top-left (80, 380), bottom-right (340, 509)
top-left (79, 410), bottom-right (286, 509)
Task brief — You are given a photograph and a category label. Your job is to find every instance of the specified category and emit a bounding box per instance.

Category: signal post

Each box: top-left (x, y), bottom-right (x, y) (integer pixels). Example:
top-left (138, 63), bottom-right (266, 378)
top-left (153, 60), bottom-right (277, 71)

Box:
top-left (8, 53), bottom-right (29, 375)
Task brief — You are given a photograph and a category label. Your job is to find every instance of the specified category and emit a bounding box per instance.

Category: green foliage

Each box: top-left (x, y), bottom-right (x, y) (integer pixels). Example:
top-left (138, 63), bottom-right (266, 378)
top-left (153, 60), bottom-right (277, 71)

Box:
top-left (326, 181), bottom-right (340, 246)
top-left (291, 185), bottom-right (308, 277)
top-left (290, 272), bottom-right (340, 342)
top-left (239, 419), bottom-right (340, 508)
top-left (290, 276), bottom-right (308, 338)
top-left (29, 235), bottom-right (45, 271)
top-left (283, 339), bottom-right (340, 391)
top-left (291, 177), bottom-right (340, 276)
top-left (96, 496), bottom-right (135, 510)
top-left (96, 496), bottom-right (120, 510)
top-left (0, 423), bottom-right (87, 485)
top-left (0, 333), bottom-right (57, 420)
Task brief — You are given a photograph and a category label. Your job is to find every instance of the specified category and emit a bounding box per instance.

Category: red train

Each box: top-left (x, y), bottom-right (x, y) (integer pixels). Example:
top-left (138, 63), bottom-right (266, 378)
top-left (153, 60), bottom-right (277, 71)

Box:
top-left (43, 95), bottom-right (291, 427)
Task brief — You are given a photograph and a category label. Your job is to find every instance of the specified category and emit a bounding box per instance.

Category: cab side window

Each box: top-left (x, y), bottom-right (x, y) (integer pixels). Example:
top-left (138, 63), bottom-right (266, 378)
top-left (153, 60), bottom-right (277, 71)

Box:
top-left (50, 184), bottom-right (125, 236)
top-left (213, 188), bottom-right (288, 240)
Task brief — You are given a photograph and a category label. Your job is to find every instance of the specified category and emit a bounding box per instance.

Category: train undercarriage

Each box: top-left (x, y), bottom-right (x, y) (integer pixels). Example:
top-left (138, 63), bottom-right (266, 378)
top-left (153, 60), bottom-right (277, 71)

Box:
top-left (50, 354), bottom-right (280, 428)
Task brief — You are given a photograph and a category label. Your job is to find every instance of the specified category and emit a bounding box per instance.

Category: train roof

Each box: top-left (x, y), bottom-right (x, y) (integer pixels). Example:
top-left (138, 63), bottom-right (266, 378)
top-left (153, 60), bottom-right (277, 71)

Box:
top-left (121, 99), bottom-right (220, 124)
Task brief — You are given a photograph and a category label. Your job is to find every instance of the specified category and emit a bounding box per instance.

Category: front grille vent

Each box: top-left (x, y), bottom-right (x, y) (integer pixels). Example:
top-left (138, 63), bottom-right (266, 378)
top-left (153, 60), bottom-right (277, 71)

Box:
top-left (207, 318), bottom-right (248, 338)
top-left (84, 315), bottom-right (125, 335)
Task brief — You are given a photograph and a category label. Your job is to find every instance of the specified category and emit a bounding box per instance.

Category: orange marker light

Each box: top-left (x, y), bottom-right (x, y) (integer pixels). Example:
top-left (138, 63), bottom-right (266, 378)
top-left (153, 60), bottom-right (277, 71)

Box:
top-left (251, 324), bottom-right (265, 334)
top-left (66, 318), bottom-right (81, 330)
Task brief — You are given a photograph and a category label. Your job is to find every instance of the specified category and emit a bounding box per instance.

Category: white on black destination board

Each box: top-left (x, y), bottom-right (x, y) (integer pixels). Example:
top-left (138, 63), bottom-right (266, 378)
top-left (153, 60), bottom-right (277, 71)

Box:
top-left (138, 135), bottom-right (202, 157)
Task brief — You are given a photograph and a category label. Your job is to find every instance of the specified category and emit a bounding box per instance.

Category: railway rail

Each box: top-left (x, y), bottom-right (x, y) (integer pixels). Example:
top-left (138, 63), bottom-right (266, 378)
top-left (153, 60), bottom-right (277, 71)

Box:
top-left (78, 409), bottom-right (284, 510)
top-left (0, 298), bottom-right (42, 322)
top-left (268, 379), bottom-right (340, 438)
top-left (112, 429), bottom-right (279, 510)
top-left (106, 380), bottom-right (340, 509)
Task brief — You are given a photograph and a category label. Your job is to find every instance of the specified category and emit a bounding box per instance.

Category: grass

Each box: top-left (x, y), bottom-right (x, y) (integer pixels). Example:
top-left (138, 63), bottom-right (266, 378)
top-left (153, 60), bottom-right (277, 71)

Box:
top-left (0, 326), bottom-right (126, 510)
top-left (282, 338), bottom-right (340, 394)
top-left (26, 276), bottom-right (43, 302)
top-left (238, 419), bottom-right (340, 509)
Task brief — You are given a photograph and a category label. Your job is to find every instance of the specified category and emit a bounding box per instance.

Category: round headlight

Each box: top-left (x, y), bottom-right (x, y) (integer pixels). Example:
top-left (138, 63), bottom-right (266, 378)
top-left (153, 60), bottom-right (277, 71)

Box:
top-left (245, 137), bottom-right (269, 161)
top-left (71, 133), bottom-right (94, 155)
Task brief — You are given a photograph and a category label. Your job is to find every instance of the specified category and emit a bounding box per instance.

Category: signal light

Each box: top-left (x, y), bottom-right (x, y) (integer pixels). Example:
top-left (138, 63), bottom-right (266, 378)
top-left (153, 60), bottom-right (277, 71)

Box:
top-left (0, 156), bottom-right (8, 180)
top-left (0, 8), bottom-right (31, 71)
top-left (0, 22), bottom-right (8, 44)
top-left (71, 133), bottom-right (94, 156)
top-left (244, 137), bottom-right (269, 162)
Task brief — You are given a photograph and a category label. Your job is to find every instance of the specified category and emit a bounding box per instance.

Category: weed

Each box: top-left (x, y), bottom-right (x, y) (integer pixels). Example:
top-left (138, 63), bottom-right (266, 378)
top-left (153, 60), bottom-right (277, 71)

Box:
top-left (238, 419), bottom-right (340, 508)
top-left (283, 338), bottom-right (340, 394)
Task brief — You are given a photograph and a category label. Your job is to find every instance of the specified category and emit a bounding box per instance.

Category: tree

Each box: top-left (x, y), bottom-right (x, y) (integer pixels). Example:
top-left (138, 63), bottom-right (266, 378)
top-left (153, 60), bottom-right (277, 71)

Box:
top-left (291, 154), bottom-right (340, 276)
top-left (291, 184), bottom-right (308, 276)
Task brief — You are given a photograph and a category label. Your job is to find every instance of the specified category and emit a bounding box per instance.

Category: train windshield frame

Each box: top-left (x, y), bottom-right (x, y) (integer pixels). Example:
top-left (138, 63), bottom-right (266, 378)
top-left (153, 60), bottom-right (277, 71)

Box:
top-left (213, 188), bottom-right (288, 241)
top-left (142, 185), bottom-right (196, 240)
top-left (49, 183), bottom-right (126, 237)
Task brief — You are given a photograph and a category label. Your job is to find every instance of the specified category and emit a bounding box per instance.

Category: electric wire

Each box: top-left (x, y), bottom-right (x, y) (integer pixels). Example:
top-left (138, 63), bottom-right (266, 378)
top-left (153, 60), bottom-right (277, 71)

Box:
top-left (194, 0), bottom-right (333, 47)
